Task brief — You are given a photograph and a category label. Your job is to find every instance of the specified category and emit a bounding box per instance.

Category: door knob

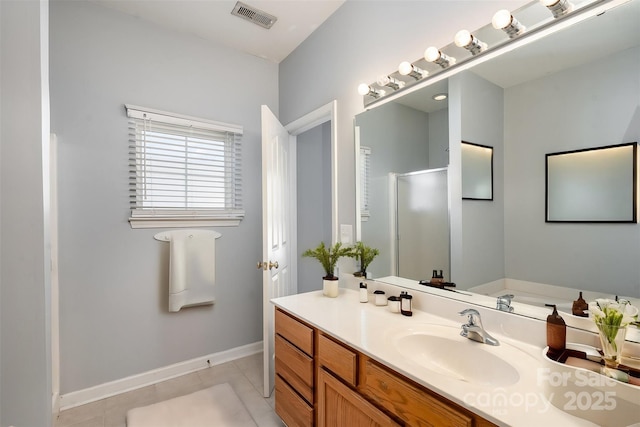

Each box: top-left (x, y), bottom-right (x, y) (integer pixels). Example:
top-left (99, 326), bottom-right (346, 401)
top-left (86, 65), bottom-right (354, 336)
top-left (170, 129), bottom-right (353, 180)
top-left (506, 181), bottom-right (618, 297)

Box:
top-left (257, 261), bottom-right (279, 270)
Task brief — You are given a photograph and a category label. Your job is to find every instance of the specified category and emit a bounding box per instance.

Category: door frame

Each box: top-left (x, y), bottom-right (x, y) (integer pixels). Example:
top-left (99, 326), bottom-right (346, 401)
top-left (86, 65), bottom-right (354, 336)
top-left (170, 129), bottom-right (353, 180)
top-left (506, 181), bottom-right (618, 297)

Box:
top-left (285, 100), bottom-right (339, 286)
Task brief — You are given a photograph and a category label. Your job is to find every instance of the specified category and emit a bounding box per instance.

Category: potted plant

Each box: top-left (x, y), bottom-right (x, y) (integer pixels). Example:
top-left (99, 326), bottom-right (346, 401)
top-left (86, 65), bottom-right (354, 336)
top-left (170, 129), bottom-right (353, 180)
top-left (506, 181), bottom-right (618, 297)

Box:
top-left (302, 241), bottom-right (352, 297)
top-left (349, 241), bottom-right (379, 278)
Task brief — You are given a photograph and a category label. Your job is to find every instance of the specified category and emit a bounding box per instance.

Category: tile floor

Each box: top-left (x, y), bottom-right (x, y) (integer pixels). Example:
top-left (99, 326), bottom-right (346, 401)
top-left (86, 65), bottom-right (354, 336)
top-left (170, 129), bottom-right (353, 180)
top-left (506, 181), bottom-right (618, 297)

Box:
top-left (54, 353), bottom-right (284, 427)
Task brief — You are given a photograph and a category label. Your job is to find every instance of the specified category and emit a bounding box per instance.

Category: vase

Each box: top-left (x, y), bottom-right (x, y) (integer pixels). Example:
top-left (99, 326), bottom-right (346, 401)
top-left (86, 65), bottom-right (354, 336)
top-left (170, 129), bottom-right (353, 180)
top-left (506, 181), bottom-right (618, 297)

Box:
top-left (595, 321), bottom-right (627, 368)
top-left (323, 279), bottom-right (339, 298)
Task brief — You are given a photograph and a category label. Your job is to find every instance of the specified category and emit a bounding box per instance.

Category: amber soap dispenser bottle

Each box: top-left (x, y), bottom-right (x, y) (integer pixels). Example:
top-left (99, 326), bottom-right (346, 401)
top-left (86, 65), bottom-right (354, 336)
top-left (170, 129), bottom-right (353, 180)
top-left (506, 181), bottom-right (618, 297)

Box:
top-left (545, 304), bottom-right (566, 359)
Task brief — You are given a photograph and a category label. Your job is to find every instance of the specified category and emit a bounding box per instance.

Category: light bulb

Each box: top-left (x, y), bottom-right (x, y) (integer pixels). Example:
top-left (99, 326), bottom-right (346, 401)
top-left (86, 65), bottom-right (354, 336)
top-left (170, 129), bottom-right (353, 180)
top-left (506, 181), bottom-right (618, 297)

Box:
top-left (424, 47), bottom-right (441, 62)
top-left (454, 30), bottom-right (472, 48)
top-left (377, 75), bottom-right (403, 90)
top-left (398, 62), bottom-right (427, 80)
top-left (454, 30), bottom-right (487, 55)
top-left (541, 0), bottom-right (559, 6)
top-left (540, 0), bottom-right (573, 18)
top-left (492, 9), bottom-right (513, 29)
top-left (424, 47), bottom-right (456, 68)
top-left (357, 83), bottom-right (371, 96)
top-left (432, 93), bottom-right (448, 101)
top-left (492, 9), bottom-right (526, 37)
top-left (398, 61), bottom-right (413, 76)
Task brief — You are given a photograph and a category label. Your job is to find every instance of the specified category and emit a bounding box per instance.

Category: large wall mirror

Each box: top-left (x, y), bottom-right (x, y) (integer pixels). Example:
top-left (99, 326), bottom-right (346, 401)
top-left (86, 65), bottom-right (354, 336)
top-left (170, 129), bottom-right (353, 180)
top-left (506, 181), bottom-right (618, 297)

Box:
top-left (355, 0), bottom-right (640, 341)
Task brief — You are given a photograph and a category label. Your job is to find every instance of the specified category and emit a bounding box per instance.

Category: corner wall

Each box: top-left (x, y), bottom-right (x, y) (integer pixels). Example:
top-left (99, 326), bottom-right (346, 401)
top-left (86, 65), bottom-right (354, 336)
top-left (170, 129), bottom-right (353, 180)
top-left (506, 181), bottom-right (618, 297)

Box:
top-left (50, 1), bottom-right (278, 394)
top-left (1, 0), bottom-right (53, 425)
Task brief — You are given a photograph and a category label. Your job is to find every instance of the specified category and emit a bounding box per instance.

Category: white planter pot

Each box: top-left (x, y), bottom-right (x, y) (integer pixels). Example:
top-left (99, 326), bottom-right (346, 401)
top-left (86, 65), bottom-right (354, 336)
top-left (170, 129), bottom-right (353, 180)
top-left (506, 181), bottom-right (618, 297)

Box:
top-left (323, 279), bottom-right (339, 298)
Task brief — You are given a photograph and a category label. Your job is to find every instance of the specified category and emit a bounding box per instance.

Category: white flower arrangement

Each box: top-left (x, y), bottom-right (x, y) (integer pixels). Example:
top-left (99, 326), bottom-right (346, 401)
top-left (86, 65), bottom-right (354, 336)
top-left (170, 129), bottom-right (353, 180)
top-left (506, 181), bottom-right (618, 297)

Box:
top-left (588, 298), bottom-right (638, 328)
top-left (588, 298), bottom-right (638, 362)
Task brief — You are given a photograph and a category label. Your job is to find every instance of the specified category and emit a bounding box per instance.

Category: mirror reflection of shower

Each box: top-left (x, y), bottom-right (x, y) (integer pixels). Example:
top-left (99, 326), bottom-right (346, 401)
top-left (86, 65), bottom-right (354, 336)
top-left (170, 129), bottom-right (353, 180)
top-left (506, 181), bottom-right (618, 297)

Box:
top-left (391, 168), bottom-right (450, 281)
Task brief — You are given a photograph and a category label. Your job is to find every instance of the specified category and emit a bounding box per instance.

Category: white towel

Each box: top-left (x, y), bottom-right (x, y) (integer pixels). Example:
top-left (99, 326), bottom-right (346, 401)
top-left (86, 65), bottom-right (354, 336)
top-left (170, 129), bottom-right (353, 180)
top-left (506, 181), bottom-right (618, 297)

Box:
top-left (154, 230), bottom-right (221, 312)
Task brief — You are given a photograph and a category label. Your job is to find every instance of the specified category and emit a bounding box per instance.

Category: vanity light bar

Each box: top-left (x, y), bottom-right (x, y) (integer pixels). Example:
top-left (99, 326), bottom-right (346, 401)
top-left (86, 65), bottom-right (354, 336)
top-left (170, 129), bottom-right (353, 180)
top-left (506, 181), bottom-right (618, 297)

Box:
top-left (357, 0), bottom-right (597, 104)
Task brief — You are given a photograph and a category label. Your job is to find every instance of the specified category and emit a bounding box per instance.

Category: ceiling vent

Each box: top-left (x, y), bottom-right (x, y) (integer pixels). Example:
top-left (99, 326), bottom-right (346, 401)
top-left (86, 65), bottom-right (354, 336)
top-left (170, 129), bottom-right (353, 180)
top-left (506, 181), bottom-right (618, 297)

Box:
top-left (231, 1), bottom-right (278, 29)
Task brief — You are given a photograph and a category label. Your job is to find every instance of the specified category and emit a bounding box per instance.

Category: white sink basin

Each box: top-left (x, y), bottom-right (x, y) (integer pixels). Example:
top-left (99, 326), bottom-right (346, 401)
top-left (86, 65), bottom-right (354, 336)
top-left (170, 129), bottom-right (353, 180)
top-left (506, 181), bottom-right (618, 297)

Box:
top-left (390, 324), bottom-right (520, 387)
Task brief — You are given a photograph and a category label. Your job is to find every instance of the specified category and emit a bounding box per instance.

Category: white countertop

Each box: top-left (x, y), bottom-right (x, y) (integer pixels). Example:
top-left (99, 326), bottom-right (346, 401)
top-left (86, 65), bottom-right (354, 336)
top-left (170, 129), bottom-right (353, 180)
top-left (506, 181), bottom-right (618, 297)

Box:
top-left (272, 288), bottom-right (639, 427)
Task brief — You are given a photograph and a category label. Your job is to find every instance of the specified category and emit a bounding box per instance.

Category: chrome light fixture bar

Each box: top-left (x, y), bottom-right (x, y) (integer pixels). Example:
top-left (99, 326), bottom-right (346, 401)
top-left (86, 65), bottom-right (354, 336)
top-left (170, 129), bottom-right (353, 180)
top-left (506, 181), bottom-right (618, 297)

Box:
top-left (358, 0), bottom-right (619, 108)
top-left (454, 30), bottom-right (488, 55)
top-left (492, 9), bottom-right (527, 38)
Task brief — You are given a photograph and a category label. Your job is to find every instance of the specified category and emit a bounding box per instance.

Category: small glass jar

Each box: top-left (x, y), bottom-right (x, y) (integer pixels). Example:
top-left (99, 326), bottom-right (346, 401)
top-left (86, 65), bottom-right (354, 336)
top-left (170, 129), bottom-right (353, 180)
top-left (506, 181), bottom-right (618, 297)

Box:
top-left (388, 296), bottom-right (401, 313)
top-left (400, 291), bottom-right (413, 316)
top-left (374, 290), bottom-right (387, 306)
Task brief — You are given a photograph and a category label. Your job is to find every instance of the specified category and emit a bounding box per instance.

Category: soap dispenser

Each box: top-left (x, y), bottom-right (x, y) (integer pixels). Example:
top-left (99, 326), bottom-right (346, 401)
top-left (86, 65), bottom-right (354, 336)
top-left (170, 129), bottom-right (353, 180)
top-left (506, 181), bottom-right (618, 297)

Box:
top-left (571, 291), bottom-right (589, 317)
top-left (545, 304), bottom-right (566, 359)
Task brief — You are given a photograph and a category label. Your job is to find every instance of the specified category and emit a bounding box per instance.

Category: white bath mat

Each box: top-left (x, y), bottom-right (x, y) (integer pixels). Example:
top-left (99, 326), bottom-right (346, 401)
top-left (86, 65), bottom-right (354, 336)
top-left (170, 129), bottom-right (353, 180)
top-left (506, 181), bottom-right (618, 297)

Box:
top-left (126, 383), bottom-right (257, 427)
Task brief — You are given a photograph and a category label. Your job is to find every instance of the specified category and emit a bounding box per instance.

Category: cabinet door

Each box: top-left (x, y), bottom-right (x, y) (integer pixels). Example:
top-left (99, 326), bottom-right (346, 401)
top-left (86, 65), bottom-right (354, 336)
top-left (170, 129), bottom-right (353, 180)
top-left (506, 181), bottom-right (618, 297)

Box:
top-left (317, 368), bottom-right (399, 427)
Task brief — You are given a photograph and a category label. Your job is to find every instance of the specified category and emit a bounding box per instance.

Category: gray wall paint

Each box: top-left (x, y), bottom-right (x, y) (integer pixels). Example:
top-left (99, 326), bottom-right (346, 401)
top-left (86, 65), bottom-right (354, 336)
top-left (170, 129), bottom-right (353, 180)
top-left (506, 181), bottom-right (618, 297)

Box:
top-left (459, 71), bottom-right (505, 288)
top-left (50, 1), bottom-right (278, 393)
top-left (1, 1), bottom-right (53, 426)
top-left (504, 47), bottom-right (640, 297)
top-left (279, 0), bottom-right (529, 283)
top-left (297, 122), bottom-right (332, 292)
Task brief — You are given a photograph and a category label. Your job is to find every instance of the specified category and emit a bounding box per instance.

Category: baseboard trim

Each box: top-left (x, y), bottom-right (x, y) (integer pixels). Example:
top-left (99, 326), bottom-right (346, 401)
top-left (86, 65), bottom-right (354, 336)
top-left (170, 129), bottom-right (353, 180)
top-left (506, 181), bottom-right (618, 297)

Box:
top-left (57, 341), bottom-right (262, 411)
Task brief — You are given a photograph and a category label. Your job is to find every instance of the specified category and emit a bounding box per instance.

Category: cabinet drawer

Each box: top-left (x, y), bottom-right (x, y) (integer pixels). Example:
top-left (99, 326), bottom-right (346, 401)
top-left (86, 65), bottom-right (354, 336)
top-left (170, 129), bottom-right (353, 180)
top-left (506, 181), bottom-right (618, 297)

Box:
top-left (275, 334), bottom-right (313, 402)
top-left (275, 309), bottom-right (314, 356)
top-left (275, 374), bottom-right (314, 427)
top-left (318, 333), bottom-right (357, 387)
top-left (359, 357), bottom-right (473, 427)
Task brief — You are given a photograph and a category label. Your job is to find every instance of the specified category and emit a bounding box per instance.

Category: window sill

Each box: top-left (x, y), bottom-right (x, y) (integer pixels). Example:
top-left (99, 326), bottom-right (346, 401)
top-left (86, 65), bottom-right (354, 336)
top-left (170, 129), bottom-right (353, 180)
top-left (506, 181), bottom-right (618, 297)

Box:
top-left (129, 217), bottom-right (242, 229)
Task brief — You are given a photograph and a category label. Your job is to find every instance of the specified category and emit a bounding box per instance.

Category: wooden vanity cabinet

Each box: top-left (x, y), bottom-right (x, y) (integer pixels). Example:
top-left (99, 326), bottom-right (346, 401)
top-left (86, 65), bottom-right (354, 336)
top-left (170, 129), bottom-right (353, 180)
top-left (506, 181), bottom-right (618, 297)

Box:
top-left (275, 308), bottom-right (497, 427)
top-left (274, 309), bottom-right (315, 427)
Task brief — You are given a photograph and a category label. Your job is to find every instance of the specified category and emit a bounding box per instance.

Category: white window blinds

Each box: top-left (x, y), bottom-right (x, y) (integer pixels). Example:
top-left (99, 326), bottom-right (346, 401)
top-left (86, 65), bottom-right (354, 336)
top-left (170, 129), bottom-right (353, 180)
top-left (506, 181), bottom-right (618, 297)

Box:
top-left (360, 146), bottom-right (371, 220)
top-left (126, 105), bottom-right (244, 228)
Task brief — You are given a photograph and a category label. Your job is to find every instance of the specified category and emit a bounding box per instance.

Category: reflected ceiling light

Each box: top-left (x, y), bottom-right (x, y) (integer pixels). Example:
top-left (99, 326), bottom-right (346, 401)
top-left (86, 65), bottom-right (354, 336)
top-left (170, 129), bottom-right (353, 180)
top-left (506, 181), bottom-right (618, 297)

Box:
top-left (540, 0), bottom-right (574, 18)
top-left (424, 47), bottom-right (456, 68)
top-left (398, 62), bottom-right (428, 80)
top-left (432, 93), bottom-right (448, 101)
top-left (376, 75), bottom-right (405, 90)
top-left (492, 10), bottom-right (526, 38)
top-left (454, 30), bottom-right (488, 55)
top-left (357, 83), bottom-right (385, 98)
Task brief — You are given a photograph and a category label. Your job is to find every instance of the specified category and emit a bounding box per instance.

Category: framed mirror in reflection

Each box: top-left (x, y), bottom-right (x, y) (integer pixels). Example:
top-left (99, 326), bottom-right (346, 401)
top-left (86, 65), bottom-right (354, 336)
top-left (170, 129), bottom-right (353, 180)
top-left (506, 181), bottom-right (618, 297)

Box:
top-left (546, 142), bottom-right (638, 223)
top-left (354, 0), bottom-right (640, 341)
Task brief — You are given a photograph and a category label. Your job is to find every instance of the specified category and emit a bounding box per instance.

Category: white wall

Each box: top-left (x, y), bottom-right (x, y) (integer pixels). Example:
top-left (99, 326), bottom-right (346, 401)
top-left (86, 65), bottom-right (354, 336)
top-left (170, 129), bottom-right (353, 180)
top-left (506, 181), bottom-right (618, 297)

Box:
top-left (504, 46), bottom-right (640, 297)
top-left (50, 1), bottom-right (278, 393)
top-left (279, 0), bottom-right (530, 283)
top-left (0, 0), bottom-right (53, 425)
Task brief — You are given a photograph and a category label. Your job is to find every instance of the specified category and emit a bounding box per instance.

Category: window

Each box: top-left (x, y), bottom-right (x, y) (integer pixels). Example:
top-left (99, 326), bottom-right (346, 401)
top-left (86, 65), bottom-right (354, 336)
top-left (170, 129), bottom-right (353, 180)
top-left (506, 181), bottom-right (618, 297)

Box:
top-left (126, 105), bottom-right (244, 228)
top-left (360, 146), bottom-right (371, 221)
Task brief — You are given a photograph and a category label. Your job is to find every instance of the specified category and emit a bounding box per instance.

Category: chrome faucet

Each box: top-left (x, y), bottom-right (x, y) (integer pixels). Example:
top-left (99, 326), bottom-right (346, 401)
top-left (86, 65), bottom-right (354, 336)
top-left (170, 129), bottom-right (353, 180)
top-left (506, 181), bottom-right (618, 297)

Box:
top-left (459, 308), bottom-right (499, 346)
top-left (496, 294), bottom-right (514, 313)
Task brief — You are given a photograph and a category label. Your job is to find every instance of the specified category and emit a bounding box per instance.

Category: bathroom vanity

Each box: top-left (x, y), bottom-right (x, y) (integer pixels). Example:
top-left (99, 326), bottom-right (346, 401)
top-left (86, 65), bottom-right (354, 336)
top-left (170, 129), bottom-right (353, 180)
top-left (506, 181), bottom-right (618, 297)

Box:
top-left (272, 288), bottom-right (640, 427)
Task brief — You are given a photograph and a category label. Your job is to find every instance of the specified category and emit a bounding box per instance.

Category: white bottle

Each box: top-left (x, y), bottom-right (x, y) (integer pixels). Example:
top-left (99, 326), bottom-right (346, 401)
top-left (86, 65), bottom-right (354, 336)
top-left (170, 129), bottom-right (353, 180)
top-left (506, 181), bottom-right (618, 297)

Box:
top-left (359, 282), bottom-right (368, 303)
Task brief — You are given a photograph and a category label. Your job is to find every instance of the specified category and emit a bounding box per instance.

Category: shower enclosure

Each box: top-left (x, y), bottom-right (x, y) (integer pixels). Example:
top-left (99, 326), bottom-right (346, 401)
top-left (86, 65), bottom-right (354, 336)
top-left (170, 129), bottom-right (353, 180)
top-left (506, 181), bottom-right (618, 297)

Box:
top-left (391, 168), bottom-right (449, 282)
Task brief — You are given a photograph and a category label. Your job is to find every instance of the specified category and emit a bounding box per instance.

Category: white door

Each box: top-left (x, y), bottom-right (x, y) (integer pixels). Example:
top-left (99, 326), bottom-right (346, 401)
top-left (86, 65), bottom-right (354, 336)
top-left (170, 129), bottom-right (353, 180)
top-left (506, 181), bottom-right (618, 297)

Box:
top-left (260, 105), bottom-right (295, 398)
